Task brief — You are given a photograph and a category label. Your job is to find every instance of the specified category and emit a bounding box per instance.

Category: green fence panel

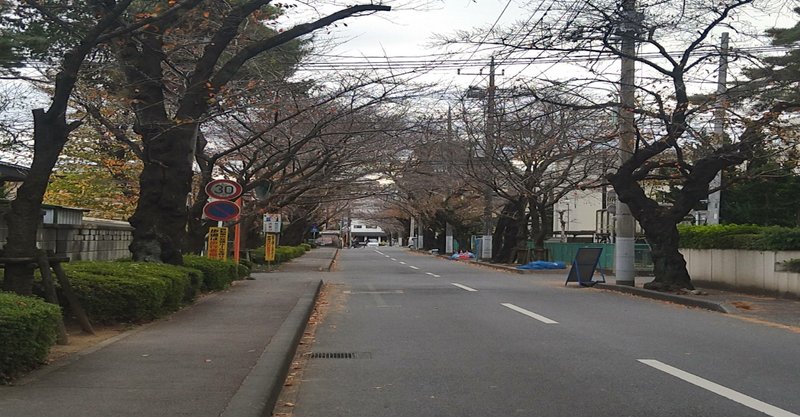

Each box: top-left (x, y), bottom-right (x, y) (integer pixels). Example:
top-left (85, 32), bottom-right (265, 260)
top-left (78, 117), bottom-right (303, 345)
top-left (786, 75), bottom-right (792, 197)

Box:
top-left (543, 242), bottom-right (654, 272)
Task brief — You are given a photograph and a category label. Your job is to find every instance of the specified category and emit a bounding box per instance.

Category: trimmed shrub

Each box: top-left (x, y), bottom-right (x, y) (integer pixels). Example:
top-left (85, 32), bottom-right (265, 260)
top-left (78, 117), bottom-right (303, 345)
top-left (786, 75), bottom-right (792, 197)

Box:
top-left (679, 224), bottom-right (800, 250)
top-left (62, 261), bottom-right (201, 323)
top-left (239, 258), bottom-right (253, 275)
top-left (759, 229), bottom-right (800, 251)
top-left (276, 245), bottom-right (306, 262)
top-left (182, 255), bottom-right (238, 290)
top-left (249, 244), bottom-right (308, 265)
top-left (0, 292), bottom-right (61, 382)
top-left (236, 263), bottom-right (250, 279)
top-left (784, 259), bottom-right (800, 273)
top-left (63, 268), bottom-right (167, 323)
top-left (249, 246), bottom-right (266, 264)
top-left (300, 243), bottom-right (312, 252)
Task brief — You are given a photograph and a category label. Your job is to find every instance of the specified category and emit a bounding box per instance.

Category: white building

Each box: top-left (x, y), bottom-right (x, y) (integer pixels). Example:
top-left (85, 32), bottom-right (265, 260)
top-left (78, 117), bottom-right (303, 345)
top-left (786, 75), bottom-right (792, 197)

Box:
top-left (553, 182), bottom-right (707, 243)
top-left (553, 188), bottom-right (608, 242)
top-left (349, 219), bottom-right (388, 245)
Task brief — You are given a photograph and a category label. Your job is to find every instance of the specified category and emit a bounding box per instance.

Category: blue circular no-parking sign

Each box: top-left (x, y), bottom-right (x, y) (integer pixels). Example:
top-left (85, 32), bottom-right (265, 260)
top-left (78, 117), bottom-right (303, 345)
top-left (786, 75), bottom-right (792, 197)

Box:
top-left (203, 200), bottom-right (240, 221)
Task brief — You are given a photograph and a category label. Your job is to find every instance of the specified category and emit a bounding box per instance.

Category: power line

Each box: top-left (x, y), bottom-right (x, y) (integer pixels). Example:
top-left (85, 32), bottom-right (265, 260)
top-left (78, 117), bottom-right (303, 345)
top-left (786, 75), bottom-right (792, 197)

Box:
top-left (295, 45), bottom-right (790, 72)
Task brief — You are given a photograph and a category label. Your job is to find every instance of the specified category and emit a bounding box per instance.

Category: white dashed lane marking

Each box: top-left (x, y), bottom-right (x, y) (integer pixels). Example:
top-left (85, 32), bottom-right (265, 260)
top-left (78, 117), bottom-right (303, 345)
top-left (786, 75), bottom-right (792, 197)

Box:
top-left (451, 283), bottom-right (477, 292)
top-left (501, 303), bottom-right (558, 324)
top-left (638, 359), bottom-right (800, 417)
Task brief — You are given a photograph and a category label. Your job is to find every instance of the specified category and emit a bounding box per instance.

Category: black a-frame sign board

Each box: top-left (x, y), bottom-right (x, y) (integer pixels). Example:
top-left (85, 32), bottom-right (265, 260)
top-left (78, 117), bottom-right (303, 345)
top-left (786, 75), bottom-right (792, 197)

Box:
top-left (565, 247), bottom-right (606, 287)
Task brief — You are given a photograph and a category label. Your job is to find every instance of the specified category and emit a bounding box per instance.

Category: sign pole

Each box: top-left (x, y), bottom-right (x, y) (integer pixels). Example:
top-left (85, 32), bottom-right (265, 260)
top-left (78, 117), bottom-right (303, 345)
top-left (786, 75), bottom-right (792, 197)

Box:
top-left (233, 197), bottom-right (241, 264)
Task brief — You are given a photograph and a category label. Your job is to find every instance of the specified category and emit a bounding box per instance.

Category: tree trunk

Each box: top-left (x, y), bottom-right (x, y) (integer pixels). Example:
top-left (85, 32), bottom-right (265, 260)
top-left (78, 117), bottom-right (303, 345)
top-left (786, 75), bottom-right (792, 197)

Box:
top-left (185, 200), bottom-right (209, 255)
top-left (282, 217), bottom-right (309, 246)
top-left (128, 123), bottom-right (197, 264)
top-left (117, 30), bottom-right (196, 264)
top-left (641, 219), bottom-right (694, 291)
top-left (610, 174), bottom-right (695, 291)
top-left (185, 173), bottom-right (213, 255)
top-left (528, 207), bottom-right (552, 260)
top-left (493, 200), bottom-right (524, 263)
top-left (2, 110), bottom-right (70, 295)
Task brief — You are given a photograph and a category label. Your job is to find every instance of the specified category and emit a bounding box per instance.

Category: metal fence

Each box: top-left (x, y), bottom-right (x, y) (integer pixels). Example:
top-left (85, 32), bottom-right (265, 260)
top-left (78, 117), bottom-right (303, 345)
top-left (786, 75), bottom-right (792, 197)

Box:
top-left (543, 241), bottom-right (654, 273)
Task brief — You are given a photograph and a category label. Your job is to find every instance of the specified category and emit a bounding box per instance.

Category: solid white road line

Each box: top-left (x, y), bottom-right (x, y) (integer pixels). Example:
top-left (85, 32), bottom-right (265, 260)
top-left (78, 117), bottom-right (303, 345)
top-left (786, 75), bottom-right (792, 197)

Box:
top-left (409, 266), bottom-right (420, 270)
top-left (638, 359), bottom-right (799, 417)
top-left (501, 303), bottom-right (558, 324)
top-left (451, 283), bottom-right (477, 292)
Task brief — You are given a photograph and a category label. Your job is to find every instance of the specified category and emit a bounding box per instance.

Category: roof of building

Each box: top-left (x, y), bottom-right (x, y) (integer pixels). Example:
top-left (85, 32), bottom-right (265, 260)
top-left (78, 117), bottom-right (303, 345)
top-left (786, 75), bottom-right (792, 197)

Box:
top-left (0, 161), bottom-right (29, 182)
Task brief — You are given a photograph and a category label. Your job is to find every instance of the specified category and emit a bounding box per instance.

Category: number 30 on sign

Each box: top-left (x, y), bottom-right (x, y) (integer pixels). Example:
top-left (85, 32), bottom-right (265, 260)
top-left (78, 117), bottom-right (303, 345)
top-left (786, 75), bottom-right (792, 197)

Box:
top-left (205, 179), bottom-right (243, 200)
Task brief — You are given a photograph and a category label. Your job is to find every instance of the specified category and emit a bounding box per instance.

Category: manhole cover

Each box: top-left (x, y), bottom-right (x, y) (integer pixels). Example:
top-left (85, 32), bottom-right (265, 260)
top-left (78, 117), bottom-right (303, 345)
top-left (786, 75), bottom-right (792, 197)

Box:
top-left (306, 352), bottom-right (372, 359)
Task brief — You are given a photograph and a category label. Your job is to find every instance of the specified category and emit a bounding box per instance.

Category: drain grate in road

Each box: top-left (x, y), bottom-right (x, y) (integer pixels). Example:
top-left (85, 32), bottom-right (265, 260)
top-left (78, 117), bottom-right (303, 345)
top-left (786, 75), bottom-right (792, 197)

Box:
top-left (306, 352), bottom-right (372, 359)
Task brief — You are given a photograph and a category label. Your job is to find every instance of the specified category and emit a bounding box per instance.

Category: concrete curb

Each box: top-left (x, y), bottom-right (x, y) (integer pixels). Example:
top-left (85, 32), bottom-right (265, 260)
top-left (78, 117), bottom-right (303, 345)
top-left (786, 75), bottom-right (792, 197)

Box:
top-left (220, 279), bottom-right (323, 417)
top-left (328, 248), bottom-right (339, 271)
top-left (594, 283), bottom-right (736, 314)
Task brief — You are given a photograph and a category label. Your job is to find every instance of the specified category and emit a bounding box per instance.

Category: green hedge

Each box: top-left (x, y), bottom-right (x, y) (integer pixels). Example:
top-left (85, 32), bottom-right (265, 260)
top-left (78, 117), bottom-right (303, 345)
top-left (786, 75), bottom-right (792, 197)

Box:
top-left (57, 257), bottom-right (245, 323)
top-left (250, 245), bottom-right (308, 265)
top-left (678, 224), bottom-right (800, 250)
top-left (784, 258), bottom-right (800, 273)
top-left (0, 292), bottom-right (61, 382)
top-left (62, 262), bottom-right (201, 324)
top-left (277, 246), bottom-right (306, 262)
top-left (182, 255), bottom-right (240, 290)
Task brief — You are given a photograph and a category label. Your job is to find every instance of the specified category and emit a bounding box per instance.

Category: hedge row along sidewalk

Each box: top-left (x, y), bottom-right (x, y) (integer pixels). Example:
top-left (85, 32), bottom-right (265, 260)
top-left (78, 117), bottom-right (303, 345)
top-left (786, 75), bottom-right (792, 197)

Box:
top-left (0, 244), bottom-right (310, 383)
top-left (678, 224), bottom-right (800, 251)
top-left (0, 292), bottom-right (61, 382)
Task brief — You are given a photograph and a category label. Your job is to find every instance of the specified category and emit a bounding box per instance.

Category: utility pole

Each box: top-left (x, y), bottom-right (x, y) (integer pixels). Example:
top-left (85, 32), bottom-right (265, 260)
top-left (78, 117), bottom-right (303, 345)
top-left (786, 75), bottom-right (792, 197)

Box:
top-left (446, 107), bottom-right (455, 254)
top-left (417, 217), bottom-right (424, 250)
top-left (483, 56), bottom-right (497, 259)
top-left (707, 32), bottom-right (729, 225)
top-left (409, 217), bottom-right (416, 248)
top-left (615, 0), bottom-right (639, 286)
top-left (458, 57), bottom-right (500, 260)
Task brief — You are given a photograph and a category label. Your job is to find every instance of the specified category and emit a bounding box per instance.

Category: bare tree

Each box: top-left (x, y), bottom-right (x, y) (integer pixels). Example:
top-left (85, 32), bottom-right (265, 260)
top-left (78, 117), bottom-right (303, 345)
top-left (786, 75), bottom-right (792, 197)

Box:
top-left (109, 1), bottom-right (391, 263)
top-left (457, 85), bottom-right (615, 262)
top-left (378, 112), bottom-right (484, 251)
top-left (192, 73), bottom-right (425, 251)
top-left (446, 0), bottom-right (798, 289)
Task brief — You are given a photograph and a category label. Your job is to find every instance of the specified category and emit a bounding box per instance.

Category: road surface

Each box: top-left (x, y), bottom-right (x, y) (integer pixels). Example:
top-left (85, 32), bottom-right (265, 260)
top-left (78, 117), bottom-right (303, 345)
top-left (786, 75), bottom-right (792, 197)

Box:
top-left (288, 247), bottom-right (800, 417)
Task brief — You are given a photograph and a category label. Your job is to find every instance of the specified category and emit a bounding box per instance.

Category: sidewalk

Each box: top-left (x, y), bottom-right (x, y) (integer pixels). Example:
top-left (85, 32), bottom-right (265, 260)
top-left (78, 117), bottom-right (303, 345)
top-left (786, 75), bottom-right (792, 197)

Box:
top-left (595, 280), bottom-right (800, 329)
top-left (0, 247), bottom-right (338, 417)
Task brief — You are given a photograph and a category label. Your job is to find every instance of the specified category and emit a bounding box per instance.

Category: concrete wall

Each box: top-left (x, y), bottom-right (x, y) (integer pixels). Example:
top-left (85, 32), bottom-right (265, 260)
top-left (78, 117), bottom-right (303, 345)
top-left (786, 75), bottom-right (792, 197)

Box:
top-left (682, 249), bottom-right (800, 298)
top-left (0, 217), bottom-right (133, 261)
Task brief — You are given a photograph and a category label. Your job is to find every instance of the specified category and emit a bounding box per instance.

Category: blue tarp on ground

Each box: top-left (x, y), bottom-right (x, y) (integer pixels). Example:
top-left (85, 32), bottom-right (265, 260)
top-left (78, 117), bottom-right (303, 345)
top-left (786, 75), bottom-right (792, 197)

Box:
top-left (517, 261), bottom-right (566, 270)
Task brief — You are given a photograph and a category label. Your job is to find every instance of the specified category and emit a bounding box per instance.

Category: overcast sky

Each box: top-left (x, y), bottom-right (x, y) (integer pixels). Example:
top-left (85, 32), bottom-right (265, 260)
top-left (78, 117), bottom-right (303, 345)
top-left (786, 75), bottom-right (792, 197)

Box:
top-left (278, 0), bottom-right (797, 99)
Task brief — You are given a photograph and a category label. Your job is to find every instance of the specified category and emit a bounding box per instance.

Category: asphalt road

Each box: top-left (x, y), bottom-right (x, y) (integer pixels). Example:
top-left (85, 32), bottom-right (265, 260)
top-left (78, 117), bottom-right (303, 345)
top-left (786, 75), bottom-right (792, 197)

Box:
top-left (290, 247), bottom-right (800, 417)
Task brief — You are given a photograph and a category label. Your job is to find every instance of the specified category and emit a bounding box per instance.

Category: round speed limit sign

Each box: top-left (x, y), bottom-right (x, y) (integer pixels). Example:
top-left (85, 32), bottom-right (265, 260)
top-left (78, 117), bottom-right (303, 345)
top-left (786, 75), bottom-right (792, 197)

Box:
top-left (205, 179), bottom-right (243, 200)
